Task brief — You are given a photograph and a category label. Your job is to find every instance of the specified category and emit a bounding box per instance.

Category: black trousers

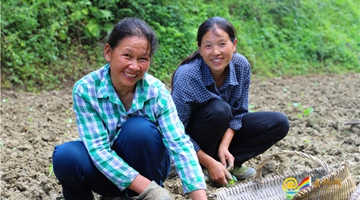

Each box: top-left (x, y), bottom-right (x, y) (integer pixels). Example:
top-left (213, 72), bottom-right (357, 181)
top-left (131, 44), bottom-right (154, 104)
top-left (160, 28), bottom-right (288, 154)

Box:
top-left (186, 98), bottom-right (289, 167)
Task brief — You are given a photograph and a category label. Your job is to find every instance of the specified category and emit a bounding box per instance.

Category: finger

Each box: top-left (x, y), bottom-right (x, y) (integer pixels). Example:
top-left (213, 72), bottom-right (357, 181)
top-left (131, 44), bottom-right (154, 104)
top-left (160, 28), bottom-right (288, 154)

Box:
top-left (219, 175), bottom-right (228, 186)
top-left (226, 159), bottom-right (234, 171)
top-left (225, 170), bottom-right (233, 180)
top-left (220, 157), bottom-right (227, 167)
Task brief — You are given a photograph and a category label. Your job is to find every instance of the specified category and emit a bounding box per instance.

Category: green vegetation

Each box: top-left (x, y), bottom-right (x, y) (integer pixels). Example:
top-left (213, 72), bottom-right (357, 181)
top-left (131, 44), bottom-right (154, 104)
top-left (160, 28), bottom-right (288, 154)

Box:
top-left (292, 102), bottom-right (314, 118)
top-left (48, 163), bottom-right (54, 177)
top-left (1, 0), bottom-right (359, 91)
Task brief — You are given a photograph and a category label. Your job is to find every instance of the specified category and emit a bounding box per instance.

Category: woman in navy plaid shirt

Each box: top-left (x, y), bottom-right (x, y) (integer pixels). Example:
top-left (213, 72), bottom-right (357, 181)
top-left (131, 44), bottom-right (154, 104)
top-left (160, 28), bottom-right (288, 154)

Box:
top-left (171, 17), bottom-right (290, 186)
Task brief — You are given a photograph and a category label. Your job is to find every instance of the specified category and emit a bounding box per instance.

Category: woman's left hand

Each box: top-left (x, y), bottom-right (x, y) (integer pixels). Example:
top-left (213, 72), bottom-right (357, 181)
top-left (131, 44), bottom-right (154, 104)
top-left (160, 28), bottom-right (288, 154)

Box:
top-left (218, 146), bottom-right (234, 171)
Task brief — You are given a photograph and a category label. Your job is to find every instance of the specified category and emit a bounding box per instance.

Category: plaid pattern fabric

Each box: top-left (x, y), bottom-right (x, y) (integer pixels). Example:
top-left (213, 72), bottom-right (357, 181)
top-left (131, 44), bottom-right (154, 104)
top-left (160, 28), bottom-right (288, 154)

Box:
top-left (72, 63), bottom-right (205, 193)
top-left (172, 53), bottom-right (251, 151)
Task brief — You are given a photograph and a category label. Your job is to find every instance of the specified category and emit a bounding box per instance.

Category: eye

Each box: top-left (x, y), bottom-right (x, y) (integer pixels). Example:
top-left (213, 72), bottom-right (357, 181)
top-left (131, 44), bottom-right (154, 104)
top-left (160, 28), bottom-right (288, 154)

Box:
top-left (220, 42), bottom-right (226, 46)
top-left (205, 44), bottom-right (211, 49)
top-left (139, 57), bottom-right (149, 62)
top-left (123, 54), bottom-right (131, 58)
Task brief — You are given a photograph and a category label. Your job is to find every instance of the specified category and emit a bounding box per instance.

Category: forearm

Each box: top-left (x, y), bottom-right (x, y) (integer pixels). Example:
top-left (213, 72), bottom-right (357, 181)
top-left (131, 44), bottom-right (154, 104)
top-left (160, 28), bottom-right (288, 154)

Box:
top-left (219, 128), bottom-right (235, 149)
top-left (189, 189), bottom-right (208, 200)
top-left (128, 174), bottom-right (151, 194)
top-left (197, 149), bottom-right (217, 169)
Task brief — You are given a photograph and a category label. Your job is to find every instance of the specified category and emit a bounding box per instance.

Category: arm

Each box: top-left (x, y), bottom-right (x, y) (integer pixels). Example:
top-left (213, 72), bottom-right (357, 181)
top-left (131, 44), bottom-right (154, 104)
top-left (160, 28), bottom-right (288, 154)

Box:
top-left (128, 175), bottom-right (151, 194)
top-left (228, 54), bottom-right (251, 131)
top-left (189, 190), bottom-right (208, 200)
top-left (156, 88), bottom-right (206, 195)
top-left (171, 68), bottom-right (194, 128)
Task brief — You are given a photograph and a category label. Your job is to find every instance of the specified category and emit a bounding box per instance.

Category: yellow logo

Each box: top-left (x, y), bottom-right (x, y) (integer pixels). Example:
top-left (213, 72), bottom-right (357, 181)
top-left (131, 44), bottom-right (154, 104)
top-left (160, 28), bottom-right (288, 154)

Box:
top-left (282, 177), bottom-right (298, 191)
top-left (282, 177), bottom-right (311, 199)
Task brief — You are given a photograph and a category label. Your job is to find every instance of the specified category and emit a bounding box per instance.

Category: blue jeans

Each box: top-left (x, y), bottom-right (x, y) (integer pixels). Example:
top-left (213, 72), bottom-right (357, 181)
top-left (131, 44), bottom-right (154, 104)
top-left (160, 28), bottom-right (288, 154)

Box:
top-left (52, 116), bottom-right (171, 200)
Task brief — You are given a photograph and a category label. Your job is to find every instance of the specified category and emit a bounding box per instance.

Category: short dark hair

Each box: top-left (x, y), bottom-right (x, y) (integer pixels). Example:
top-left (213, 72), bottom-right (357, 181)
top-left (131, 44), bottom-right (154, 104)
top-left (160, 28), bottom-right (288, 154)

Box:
top-left (107, 17), bottom-right (157, 57)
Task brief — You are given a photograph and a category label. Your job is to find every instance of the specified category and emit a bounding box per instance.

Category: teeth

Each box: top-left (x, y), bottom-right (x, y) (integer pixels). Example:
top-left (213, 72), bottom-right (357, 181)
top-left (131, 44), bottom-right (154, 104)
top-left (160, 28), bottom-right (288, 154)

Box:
top-left (212, 59), bottom-right (221, 62)
top-left (123, 71), bottom-right (137, 78)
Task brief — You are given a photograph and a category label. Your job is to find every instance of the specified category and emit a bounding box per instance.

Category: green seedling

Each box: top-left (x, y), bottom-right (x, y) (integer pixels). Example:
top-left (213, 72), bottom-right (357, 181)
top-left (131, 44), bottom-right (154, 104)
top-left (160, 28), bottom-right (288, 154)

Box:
top-left (67, 118), bottom-right (73, 123)
top-left (48, 163), bottom-right (54, 177)
top-left (303, 107), bottom-right (313, 117)
top-left (304, 139), bottom-right (311, 144)
top-left (249, 104), bottom-right (257, 112)
top-left (0, 142), bottom-right (5, 150)
top-left (226, 173), bottom-right (237, 187)
top-left (65, 110), bottom-right (70, 114)
top-left (2, 98), bottom-right (8, 103)
top-left (293, 102), bottom-right (313, 118)
top-left (29, 107), bottom-right (34, 111)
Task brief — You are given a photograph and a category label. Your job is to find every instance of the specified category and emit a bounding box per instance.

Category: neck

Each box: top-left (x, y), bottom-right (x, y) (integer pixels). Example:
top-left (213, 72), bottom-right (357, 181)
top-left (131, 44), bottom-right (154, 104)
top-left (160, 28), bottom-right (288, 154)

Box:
top-left (213, 67), bottom-right (228, 88)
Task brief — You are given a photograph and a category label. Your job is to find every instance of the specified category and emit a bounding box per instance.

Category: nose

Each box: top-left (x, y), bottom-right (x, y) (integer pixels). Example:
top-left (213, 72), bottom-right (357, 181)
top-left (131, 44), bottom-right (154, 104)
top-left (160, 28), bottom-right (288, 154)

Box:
top-left (212, 46), bottom-right (221, 55)
top-left (129, 60), bottom-right (140, 70)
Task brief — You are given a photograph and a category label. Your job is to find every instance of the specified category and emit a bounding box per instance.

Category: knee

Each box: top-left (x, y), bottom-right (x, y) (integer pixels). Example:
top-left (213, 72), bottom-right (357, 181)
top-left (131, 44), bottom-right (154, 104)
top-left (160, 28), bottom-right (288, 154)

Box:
top-left (120, 116), bottom-right (161, 144)
top-left (52, 141), bottom-right (93, 177)
top-left (206, 99), bottom-right (232, 123)
top-left (274, 112), bottom-right (290, 138)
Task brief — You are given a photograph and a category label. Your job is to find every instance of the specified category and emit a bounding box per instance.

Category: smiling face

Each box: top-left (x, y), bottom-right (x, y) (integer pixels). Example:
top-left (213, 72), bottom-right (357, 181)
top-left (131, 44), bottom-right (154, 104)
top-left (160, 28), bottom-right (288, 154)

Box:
top-left (199, 26), bottom-right (237, 76)
top-left (104, 36), bottom-right (150, 93)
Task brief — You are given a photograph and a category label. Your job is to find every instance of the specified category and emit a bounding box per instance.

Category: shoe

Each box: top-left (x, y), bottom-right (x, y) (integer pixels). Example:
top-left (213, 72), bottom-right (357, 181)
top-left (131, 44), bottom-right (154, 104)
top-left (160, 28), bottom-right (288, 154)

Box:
top-left (230, 165), bottom-right (256, 180)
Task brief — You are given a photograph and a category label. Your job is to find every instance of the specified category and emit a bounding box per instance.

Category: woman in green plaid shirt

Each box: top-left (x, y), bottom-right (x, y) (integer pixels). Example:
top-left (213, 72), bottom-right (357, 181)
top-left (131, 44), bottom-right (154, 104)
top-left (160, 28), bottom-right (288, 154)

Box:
top-left (52, 18), bottom-right (207, 200)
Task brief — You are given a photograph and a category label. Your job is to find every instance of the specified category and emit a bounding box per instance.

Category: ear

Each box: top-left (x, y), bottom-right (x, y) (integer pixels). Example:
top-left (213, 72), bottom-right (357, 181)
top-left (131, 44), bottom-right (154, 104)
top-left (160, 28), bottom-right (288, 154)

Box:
top-left (104, 44), bottom-right (112, 62)
top-left (233, 38), bottom-right (238, 53)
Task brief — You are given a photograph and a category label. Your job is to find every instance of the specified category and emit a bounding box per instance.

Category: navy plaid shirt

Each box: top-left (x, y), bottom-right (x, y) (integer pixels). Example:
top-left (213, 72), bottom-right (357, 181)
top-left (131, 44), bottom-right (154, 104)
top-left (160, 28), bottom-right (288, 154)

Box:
top-left (172, 53), bottom-right (251, 151)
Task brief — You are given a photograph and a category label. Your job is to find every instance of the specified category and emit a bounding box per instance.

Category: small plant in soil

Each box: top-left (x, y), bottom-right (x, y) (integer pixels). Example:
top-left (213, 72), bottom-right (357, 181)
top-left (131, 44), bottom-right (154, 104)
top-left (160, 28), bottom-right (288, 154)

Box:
top-left (292, 103), bottom-right (313, 118)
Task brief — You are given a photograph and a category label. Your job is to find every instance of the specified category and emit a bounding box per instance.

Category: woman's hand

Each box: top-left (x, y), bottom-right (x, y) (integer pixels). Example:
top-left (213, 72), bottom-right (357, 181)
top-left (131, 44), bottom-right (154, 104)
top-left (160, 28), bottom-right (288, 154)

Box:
top-left (218, 128), bottom-right (235, 170)
top-left (207, 160), bottom-right (233, 186)
top-left (218, 146), bottom-right (234, 171)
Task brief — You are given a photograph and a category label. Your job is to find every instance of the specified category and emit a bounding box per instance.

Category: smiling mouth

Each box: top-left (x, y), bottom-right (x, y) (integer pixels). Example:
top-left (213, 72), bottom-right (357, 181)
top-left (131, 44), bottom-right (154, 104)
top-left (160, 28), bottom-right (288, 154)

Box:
top-left (212, 59), bottom-right (222, 63)
top-left (123, 71), bottom-right (138, 78)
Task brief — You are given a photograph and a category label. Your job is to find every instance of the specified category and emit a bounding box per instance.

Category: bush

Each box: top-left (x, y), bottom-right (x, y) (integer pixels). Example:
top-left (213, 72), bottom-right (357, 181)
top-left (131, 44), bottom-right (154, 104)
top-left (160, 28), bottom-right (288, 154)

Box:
top-left (1, 0), bottom-right (359, 91)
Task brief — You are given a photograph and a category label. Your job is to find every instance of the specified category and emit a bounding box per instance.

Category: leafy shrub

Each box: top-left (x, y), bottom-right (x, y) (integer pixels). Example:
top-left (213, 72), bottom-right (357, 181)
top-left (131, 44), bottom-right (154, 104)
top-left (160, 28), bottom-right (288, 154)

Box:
top-left (1, 0), bottom-right (359, 91)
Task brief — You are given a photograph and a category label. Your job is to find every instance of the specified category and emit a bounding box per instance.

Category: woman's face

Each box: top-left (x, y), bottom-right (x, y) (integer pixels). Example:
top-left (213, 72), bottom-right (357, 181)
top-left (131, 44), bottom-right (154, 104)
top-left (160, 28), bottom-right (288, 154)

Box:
top-left (199, 26), bottom-right (237, 75)
top-left (104, 36), bottom-right (150, 91)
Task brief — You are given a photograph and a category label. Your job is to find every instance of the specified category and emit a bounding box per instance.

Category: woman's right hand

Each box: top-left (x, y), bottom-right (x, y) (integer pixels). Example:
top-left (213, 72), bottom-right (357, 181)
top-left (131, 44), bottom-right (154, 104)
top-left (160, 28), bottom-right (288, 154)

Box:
top-left (207, 160), bottom-right (233, 186)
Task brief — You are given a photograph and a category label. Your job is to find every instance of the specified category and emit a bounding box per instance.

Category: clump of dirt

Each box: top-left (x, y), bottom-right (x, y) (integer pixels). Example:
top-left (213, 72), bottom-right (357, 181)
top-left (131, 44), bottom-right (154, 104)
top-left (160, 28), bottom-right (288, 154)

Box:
top-left (1, 73), bottom-right (359, 199)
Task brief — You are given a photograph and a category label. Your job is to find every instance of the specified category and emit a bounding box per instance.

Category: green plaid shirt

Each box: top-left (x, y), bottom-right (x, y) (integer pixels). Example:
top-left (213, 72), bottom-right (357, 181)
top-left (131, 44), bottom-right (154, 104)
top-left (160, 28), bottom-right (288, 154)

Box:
top-left (72, 63), bottom-right (205, 193)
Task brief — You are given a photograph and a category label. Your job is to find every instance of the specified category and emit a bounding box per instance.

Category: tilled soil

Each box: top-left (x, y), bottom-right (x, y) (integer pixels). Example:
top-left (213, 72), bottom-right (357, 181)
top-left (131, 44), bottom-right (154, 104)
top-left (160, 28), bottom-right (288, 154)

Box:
top-left (1, 73), bottom-right (359, 199)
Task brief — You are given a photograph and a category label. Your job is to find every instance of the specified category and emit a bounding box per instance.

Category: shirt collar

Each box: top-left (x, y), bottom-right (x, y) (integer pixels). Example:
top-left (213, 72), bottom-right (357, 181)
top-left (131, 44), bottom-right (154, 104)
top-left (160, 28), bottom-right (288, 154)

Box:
top-left (96, 63), bottom-right (115, 99)
top-left (95, 63), bottom-right (155, 109)
top-left (228, 59), bottom-right (238, 86)
top-left (200, 57), bottom-right (239, 87)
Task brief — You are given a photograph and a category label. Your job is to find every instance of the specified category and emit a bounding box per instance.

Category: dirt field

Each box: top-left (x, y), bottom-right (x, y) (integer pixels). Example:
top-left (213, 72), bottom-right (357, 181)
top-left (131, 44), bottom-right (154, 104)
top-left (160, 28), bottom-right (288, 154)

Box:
top-left (1, 73), bottom-right (359, 199)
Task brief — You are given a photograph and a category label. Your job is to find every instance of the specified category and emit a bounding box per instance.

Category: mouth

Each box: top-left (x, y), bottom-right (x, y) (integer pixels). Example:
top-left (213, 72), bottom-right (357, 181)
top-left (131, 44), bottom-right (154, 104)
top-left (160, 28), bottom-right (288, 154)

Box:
top-left (123, 71), bottom-right (138, 78)
top-left (211, 58), bottom-right (223, 63)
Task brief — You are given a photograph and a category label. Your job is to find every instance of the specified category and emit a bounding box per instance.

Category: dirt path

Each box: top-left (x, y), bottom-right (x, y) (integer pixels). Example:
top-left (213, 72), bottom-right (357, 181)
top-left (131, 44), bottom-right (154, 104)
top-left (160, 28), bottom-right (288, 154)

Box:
top-left (1, 73), bottom-right (359, 199)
